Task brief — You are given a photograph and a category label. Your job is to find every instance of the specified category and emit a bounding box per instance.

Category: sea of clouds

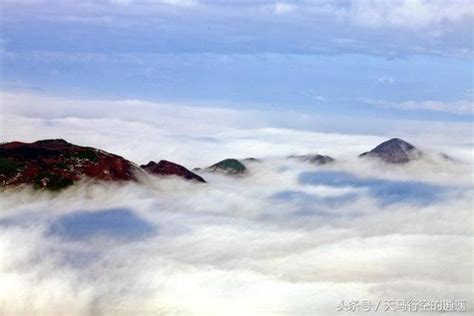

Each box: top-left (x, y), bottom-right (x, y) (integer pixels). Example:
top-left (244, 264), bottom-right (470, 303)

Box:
top-left (0, 91), bottom-right (472, 315)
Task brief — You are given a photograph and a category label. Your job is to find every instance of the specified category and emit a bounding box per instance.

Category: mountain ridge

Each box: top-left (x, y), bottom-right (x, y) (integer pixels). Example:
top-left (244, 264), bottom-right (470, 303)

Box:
top-left (0, 137), bottom-right (444, 191)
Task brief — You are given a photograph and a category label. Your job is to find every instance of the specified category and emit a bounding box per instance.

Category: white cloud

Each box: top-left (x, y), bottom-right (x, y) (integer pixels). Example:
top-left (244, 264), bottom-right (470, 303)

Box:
top-left (0, 0), bottom-right (471, 58)
top-left (0, 90), bottom-right (472, 315)
top-left (313, 95), bottom-right (327, 102)
top-left (2, 90), bottom-right (473, 161)
top-left (350, 0), bottom-right (474, 29)
top-left (158, 0), bottom-right (197, 7)
top-left (3, 0), bottom-right (472, 30)
top-left (376, 76), bottom-right (394, 84)
top-left (272, 2), bottom-right (296, 15)
top-left (1, 91), bottom-right (473, 165)
top-left (110, 0), bottom-right (198, 7)
top-left (370, 99), bottom-right (473, 115)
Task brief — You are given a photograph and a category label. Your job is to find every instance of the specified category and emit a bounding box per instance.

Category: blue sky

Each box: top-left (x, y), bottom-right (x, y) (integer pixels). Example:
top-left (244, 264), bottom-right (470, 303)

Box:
top-left (1, 0), bottom-right (473, 122)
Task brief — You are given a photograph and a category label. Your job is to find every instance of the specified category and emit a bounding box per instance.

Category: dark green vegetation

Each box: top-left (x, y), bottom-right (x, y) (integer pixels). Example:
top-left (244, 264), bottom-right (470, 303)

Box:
top-left (0, 158), bottom-right (24, 176)
top-left (72, 149), bottom-right (99, 162)
top-left (65, 149), bottom-right (99, 162)
top-left (208, 158), bottom-right (247, 174)
top-left (34, 172), bottom-right (75, 191)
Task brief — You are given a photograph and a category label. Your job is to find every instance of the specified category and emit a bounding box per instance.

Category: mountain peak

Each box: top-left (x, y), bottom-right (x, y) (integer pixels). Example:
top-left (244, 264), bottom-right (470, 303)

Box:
top-left (0, 139), bottom-right (139, 190)
top-left (141, 160), bottom-right (206, 183)
top-left (207, 158), bottom-right (247, 174)
top-left (287, 154), bottom-right (335, 165)
top-left (359, 138), bottom-right (422, 164)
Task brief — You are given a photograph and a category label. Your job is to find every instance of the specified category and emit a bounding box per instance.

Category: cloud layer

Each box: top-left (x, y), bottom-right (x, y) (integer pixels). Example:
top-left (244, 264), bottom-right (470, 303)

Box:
top-left (2, 0), bottom-right (472, 57)
top-left (369, 99), bottom-right (473, 115)
top-left (0, 91), bottom-right (472, 315)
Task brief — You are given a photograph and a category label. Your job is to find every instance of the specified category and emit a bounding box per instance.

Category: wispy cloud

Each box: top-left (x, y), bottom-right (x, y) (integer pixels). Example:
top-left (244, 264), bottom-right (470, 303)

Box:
top-left (368, 99), bottom-right (473, 115)
top-left (1, 0), bottom-right (472, 57)
top-left (376, 76), bottom-right (395, 85)
top-left (313, 95), bottom-right (326, 102)
top-left (350, 0), bottom-right (474, 29)
top-left (272, 2), bottom-right (296, 15)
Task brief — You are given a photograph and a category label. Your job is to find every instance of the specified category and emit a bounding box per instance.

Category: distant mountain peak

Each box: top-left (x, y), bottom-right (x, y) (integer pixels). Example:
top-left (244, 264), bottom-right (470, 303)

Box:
top-left (141, 160), bottom-right (206, 183)
top-left (287, 154), bottom-right (335, 165)
top-left (359, 138), bottom-right (422, 164)
top-left (207, 158), bottom-right (247, 174)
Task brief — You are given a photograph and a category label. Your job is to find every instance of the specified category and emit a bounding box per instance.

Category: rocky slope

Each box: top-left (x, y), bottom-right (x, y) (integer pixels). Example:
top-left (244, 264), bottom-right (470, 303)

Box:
top-left (359, 138), bottom-right (422, 164)
top-left (141, 160), bottom-right (206, 183)
top-left (0, 139), bottom-right (140, 190)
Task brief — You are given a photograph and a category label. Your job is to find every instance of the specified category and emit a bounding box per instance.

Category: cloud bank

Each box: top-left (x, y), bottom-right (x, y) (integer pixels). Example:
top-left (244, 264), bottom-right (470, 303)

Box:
top-left (1, 0), bottom-right (472, 57)
top-left (0, 91), bottom-right (473, 315)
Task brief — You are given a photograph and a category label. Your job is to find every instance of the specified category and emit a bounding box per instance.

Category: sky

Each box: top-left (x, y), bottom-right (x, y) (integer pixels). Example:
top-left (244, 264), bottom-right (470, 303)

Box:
top-left (0, 0), bottom-right (473, 123)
